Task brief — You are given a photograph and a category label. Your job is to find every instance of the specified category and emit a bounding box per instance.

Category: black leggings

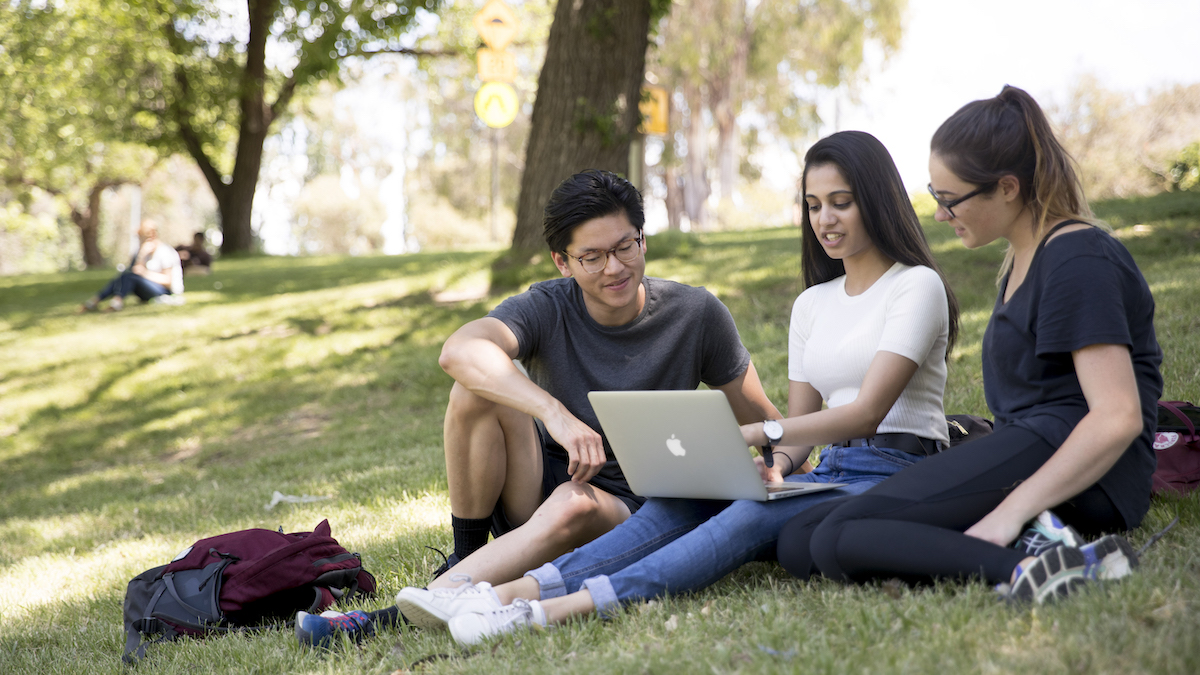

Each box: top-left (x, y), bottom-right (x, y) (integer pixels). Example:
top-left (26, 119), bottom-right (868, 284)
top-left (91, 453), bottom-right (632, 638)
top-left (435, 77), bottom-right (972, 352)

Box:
top-left (775, 426), bottom-right (1126, 585)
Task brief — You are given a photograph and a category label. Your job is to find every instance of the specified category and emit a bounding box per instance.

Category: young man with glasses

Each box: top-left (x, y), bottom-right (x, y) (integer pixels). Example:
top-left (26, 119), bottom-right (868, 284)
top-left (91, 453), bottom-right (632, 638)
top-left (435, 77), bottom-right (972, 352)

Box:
top-left (295, 169), bottom-right (791, 646)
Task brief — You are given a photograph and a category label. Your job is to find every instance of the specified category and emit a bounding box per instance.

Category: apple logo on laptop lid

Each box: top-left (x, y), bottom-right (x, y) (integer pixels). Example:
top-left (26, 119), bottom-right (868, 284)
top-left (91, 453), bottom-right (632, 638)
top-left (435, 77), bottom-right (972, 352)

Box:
top-left (666, 434), bottom-right (686, 457)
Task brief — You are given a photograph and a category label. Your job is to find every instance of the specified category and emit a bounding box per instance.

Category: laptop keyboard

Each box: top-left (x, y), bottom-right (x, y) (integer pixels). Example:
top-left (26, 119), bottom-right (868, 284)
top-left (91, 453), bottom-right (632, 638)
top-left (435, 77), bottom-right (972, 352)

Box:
top-left (765, 484), bottom-right (804, 493)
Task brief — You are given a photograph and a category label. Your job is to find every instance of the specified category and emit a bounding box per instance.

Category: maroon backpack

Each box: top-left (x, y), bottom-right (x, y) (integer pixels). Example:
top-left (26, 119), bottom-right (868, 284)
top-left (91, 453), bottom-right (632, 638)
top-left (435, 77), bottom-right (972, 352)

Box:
top-left (122, 519), bottom-right (375, 663)
top-left (1151, 400), bottom-right (1200, 495)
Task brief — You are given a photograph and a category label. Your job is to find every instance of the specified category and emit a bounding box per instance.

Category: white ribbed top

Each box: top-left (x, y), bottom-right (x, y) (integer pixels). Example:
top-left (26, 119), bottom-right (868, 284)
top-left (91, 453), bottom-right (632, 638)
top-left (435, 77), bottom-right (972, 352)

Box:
top-left (789, 262), bottom-right (949, 443)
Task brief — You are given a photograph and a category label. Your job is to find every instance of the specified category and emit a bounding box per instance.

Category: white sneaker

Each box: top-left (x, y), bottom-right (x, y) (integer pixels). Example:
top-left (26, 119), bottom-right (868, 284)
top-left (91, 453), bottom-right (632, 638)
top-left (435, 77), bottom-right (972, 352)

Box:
top-left (448, 598), bottom-right (547, 646)
top-left (395, 574), bottom-right (503, 630)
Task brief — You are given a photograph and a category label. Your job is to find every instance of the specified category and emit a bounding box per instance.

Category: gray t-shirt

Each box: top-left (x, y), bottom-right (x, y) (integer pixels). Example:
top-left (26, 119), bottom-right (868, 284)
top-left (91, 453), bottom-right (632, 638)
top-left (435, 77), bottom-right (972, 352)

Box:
top-left (488, 275), bottom-right (752, 488)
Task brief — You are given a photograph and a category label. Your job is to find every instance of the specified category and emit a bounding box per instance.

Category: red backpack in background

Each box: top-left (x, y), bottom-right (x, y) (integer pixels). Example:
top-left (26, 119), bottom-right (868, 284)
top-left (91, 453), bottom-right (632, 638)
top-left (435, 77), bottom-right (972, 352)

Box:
top-left (122, 519), bottom-right (375, 663)
top-left (1152, 400), bottom-right (1200, 495)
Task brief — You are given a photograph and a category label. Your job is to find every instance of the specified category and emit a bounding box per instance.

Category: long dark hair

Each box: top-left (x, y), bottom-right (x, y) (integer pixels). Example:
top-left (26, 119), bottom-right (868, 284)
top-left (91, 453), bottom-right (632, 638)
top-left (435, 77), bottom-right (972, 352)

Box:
top-left (931, 85), bottom-right (1092, 279)
top-left (799, 131), bottom-right (960, 352)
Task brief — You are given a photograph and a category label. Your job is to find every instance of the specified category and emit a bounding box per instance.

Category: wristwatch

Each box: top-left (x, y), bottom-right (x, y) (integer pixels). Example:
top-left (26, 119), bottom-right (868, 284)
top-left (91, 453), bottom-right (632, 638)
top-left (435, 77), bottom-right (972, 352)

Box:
top-left (761, 419), bottom-right (784, 467)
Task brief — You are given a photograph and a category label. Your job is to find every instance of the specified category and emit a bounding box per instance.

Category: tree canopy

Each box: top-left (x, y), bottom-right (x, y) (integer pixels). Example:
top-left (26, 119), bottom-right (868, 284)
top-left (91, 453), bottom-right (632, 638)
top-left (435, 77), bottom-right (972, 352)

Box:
top-left (647, 0), bottom-right (904, 229)
top-left (0, 0), bottom-right (162, 268)
top-left (130, 0), bottom-right (443, 254)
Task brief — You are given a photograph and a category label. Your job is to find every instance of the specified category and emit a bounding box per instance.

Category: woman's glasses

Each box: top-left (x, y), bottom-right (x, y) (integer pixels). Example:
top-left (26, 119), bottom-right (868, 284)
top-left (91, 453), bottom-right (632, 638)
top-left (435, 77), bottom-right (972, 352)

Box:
top-left (926, 182), bottom-right (997, 219)
top-left (564, 236), bottom-right (644, 274)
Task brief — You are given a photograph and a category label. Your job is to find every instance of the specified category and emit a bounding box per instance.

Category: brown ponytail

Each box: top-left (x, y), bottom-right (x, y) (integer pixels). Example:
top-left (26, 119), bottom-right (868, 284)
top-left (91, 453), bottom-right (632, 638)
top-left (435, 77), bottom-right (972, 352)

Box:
top-left (931, 85), bottom-right (1093, 280)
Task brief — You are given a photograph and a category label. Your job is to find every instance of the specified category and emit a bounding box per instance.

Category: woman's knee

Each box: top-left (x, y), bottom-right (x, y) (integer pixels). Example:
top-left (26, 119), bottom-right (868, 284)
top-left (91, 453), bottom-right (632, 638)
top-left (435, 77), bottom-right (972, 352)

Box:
top-left (779, 497), bottom-right (861, 582)
top-left (776, 515), bottom-right (820, 580)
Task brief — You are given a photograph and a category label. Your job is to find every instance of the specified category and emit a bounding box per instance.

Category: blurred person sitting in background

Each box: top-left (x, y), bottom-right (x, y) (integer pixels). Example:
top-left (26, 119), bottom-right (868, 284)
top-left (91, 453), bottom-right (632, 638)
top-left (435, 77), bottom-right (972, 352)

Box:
top-left (80, 219), bottom-right (184, 312)
top-left (176, 231), bottom-right (213, 275)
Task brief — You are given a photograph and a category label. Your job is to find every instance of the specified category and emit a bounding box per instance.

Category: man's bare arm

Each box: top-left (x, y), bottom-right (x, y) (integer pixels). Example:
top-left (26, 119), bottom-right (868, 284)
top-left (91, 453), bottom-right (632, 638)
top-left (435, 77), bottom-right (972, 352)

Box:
top-left (438, 317), bottom-right (607, 482)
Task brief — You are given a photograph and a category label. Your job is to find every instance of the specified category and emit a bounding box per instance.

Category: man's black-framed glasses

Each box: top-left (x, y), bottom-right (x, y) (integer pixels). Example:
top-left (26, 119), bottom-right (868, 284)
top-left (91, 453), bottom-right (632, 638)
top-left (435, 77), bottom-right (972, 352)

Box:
top-left (926, 181), bottom-right (997, 219)
top-left (564, 235), bottom-right (644, 274)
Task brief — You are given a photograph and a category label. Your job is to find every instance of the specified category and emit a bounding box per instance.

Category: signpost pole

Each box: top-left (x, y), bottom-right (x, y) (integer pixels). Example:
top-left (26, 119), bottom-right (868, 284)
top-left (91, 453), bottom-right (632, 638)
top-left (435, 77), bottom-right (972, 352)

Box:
top-left (490, 126), bottom-right (499, 243)
top-left (474, 0), bottom-right (519, 244)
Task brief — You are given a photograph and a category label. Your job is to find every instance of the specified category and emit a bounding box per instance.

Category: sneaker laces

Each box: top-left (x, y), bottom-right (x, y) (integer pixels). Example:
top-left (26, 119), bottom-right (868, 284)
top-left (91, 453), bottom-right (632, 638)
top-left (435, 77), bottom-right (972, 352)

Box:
top-left (426, 545), bottom-right (450, 569)
top-left (1014, 510), bottom-right (1081, 557)
top-left (492, 599), bottom-right (538, 630)
top-left (426, 545), bottom-right (460, 579)
top-left (1015, 529), bottom-right (1058, 557)
top-left (432, 573), bottom-right (489, 601)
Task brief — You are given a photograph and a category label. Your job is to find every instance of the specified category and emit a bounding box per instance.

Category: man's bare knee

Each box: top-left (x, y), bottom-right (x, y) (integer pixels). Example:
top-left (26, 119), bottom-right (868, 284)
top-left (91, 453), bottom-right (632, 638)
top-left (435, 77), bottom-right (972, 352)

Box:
top-left (534, 484), bottom-right (627, 548)
top-left (446, 382), bottom-right (500, 420)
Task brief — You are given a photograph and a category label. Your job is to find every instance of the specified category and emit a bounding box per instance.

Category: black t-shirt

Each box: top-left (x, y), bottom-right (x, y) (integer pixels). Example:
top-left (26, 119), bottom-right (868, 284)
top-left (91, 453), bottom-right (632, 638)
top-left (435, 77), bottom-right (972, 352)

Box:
top-left (488, 275), bottom-right (752, 489)
top-left (982, 224), bottom-right (1163, 529)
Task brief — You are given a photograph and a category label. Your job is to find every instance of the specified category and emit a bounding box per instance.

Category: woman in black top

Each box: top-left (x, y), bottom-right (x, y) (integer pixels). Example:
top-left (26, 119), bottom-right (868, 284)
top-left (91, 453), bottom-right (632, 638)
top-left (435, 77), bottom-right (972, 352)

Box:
top-left (775, 85), bottom-right (1163, 603)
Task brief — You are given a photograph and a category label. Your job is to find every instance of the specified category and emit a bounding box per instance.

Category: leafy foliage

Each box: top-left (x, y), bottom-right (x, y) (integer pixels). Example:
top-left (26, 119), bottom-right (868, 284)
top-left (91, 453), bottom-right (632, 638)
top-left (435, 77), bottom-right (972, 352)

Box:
top-left (1169, 142), bottom-right (1200, 192)
top-left (645, 0), bottom-right (905, 229)
top-left (96, 0), bottom-right (444, 253)
top-left (1051, 76), bottom-right (1200, 199)
top-left (0, 0), bottom-right (163, 267)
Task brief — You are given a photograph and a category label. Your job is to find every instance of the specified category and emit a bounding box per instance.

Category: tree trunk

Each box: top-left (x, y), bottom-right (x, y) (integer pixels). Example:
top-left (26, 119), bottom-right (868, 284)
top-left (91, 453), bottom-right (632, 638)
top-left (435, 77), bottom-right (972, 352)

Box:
top-left (664, 164), bottom-right (683, 231)
top-left (681, 79), bottom-right (709, 230)
top-left (217, 123), bottom-right (268, 255)
top-left (712, 0), bottom-right (749, 202)
top-left (71, 183), bottom-right (107, 269)
top-left (218, 0), bottom-right (275, 255)
top-left (509, 0), bottom-right (652, 253)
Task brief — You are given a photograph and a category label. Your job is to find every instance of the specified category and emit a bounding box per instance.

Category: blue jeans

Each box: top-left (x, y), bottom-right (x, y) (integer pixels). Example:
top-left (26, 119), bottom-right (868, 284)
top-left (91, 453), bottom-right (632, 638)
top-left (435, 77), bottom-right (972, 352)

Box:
top-left (98, 272), bottom-right (170, 302)
top-left (525, 444), bottom-right (924, 616)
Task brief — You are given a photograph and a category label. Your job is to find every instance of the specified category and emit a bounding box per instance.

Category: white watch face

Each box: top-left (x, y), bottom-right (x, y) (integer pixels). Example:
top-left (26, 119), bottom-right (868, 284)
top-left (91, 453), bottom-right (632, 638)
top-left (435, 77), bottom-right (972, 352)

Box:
top-left (763, 420), bottom-right (784, 442)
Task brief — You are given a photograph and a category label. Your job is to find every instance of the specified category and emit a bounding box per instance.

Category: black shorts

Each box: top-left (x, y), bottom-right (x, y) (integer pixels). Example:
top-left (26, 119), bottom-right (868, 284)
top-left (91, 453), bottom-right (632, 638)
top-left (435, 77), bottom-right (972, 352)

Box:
top-left (489, 421), bottom-right (644, 537)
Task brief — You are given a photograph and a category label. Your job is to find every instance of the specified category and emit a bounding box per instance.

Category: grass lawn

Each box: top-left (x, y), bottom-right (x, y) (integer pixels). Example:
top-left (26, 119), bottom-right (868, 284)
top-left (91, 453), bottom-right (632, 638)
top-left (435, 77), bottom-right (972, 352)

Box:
top-left (1, 192), bottom-right (1199, 674)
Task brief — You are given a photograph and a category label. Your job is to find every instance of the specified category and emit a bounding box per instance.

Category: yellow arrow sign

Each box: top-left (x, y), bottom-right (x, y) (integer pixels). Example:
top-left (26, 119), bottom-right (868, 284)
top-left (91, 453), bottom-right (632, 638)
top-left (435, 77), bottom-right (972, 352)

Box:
top-left (474, 0), bottom-right (518, 50)
top-left (475, 81), bottom-right (519, 129)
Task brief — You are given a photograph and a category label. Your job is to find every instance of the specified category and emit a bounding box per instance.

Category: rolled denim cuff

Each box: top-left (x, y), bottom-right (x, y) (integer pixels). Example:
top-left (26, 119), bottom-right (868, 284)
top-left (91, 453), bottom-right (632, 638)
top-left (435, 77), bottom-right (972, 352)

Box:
top-left (524, 563), bottom-right (566, 599)
top-left (581, 575), bottom-right (620, 619)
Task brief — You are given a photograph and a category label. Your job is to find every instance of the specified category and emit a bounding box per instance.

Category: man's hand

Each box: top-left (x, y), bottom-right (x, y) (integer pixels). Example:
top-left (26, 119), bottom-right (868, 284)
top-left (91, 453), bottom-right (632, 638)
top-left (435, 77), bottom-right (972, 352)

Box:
top-left (542, 410), bottom-right (606, 483)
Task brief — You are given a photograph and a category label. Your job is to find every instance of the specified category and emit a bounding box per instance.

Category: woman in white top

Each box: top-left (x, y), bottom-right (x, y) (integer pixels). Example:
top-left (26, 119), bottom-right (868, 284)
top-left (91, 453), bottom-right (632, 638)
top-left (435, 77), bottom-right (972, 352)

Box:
top-left (82, 219), bottom-right (184, 312)
top-left (319, 131), bottom-right (961, 645)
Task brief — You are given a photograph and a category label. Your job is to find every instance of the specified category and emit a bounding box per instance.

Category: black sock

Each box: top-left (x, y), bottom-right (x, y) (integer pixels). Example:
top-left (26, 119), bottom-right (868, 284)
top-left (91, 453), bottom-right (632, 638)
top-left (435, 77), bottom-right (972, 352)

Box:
top-left (367, 605), bottom-right (408, 628)
top-left (451, 514), bottom-right (492, 560)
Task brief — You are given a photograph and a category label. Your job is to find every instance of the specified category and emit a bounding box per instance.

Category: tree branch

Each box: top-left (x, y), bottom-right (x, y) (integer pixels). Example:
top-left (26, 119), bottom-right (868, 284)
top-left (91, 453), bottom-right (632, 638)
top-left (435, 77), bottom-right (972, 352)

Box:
top-left (160, 17), bottom-right (226, 200)
top-left (272, 43), bottom-right (457, 122)
top-left (351, 46), bottom-right (463, 58)
top-left (270, 74), bottom-right (300, 123)
top-left (10, 176), bottom-right (62, 197)
top-left (171, 70), bottom-right (227, 200)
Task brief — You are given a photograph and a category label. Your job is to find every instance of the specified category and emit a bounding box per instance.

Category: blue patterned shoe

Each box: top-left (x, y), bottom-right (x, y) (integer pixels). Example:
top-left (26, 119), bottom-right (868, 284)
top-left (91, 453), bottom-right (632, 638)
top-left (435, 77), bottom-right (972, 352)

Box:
top-left (1008, 545), bottom-right (1090, 604)
top-left (1080, 534), bottom-right (1139, 580)
top-left (1013, 510), bottom-right (1083, 557)
top-left (295, 609), bottom-right (371, 649)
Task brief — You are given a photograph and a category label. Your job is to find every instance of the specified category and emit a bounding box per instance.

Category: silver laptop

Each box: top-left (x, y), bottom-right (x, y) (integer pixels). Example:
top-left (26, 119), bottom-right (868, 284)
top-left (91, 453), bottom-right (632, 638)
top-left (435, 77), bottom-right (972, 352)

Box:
top-left (588, 390), bottom-right (846, 501)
